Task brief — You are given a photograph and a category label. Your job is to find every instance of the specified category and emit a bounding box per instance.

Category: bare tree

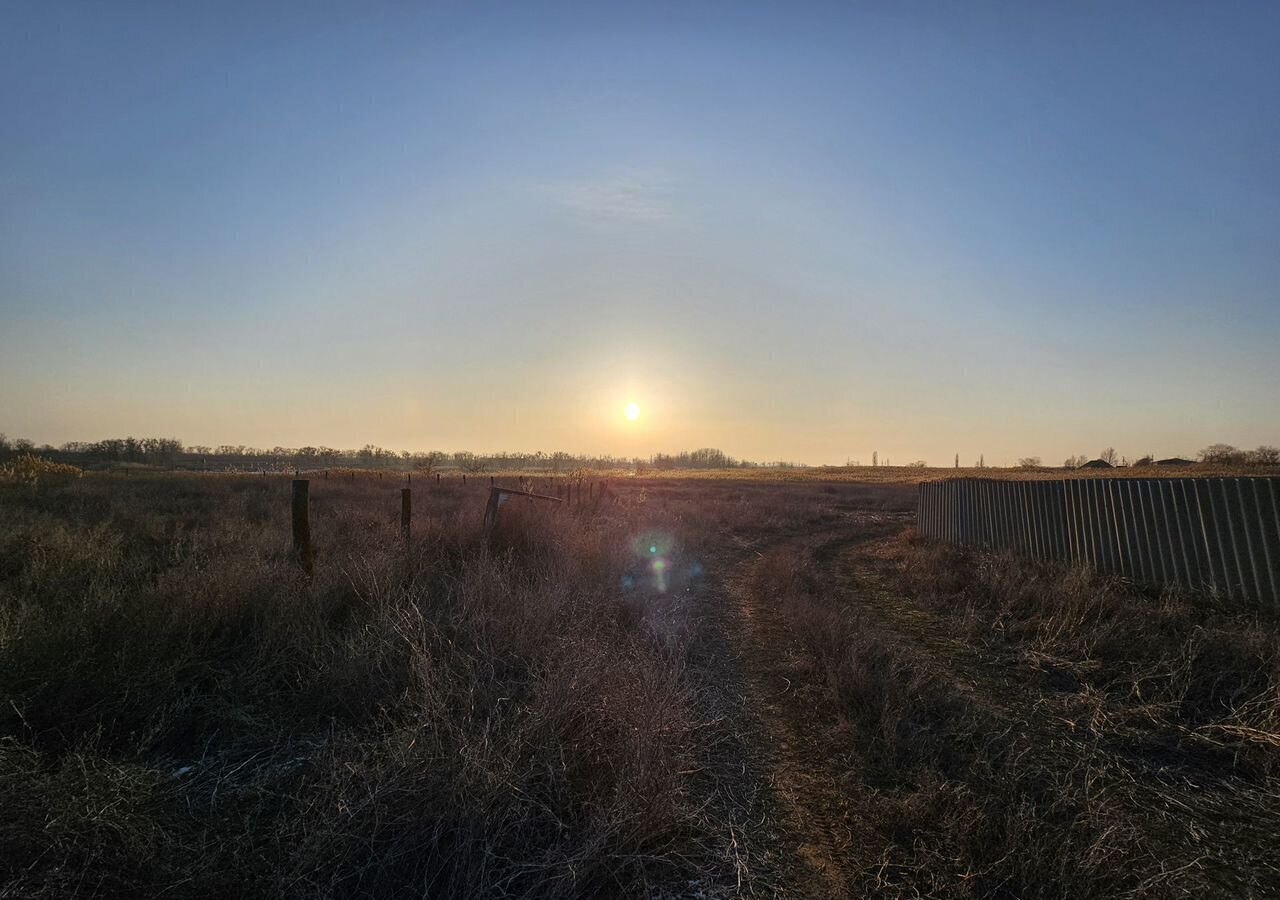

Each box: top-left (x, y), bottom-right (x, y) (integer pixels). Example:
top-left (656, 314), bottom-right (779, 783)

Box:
top-left (414, 450), bottom-right (447, 475)
top-left (872, 451), bottom-right (878, 467)
top-left (954, 453), bottom-right (959, 468)
top-left (1248, 445), bottom-right (1280, 465)
top-left (1017, 456), bottom-right (1042, 468)
top-left (1198, 443), bottom-right (1246, 465)
top-left (1099, 447), bottom-right (1119, 466)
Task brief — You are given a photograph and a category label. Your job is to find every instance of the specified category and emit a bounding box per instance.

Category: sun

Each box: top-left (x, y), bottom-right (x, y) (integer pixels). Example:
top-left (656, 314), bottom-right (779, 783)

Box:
top-left (623, 401), bottom-right (641, 421)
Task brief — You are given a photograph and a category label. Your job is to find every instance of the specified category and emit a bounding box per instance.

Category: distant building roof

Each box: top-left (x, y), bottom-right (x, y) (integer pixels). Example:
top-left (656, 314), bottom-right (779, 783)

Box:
top-left (1079, 458), bottom-right (1115, 468)
top-left (1155, 457), bottom-right (1195, 466)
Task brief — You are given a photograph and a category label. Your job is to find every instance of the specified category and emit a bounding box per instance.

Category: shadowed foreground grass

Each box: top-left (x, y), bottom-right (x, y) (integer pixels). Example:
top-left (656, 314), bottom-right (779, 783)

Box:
top-left (753, 531), bottom-right (1280, 898)
top-left (0, 476), bottom-right (708, 898)
top-left (0, 474), bottom-right (912, 898)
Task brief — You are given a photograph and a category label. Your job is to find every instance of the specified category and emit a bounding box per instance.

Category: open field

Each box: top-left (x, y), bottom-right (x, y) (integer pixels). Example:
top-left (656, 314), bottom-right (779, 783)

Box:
top-left (2, 474), bottom-right (1278, 898)
top-left (37, 460), bottom-right (1280, 485)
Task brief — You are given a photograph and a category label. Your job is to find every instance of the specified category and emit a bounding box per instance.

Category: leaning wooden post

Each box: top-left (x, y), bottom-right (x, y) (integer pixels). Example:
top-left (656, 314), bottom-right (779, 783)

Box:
top-left (292, 479), bottom-right (313, 575)
top-left (401, 488), bottom-right (412, 542)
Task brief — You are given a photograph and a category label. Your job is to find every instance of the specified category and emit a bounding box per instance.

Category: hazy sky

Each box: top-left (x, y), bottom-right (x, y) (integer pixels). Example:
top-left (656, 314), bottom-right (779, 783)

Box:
top-left (3, 2), bottom-right (1278, 465)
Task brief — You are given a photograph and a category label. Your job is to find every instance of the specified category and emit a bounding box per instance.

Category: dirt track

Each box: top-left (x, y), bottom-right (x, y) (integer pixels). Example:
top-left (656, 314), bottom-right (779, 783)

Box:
top-left (691, 506), bottom-right (1280, 898)
top-left (686, 510), bottom-right (906, 898)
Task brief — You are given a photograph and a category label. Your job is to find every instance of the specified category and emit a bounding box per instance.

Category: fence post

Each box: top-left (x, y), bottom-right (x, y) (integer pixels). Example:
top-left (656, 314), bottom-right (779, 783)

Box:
top-left (292, 479), bottom-right (313, 575)
top-left (401, 488), bottom-right (412, 542)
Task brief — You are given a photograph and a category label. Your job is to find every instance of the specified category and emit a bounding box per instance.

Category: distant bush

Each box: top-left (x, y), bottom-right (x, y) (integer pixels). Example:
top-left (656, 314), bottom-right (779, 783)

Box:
top-left (0, 453), bottom-right (82, 483)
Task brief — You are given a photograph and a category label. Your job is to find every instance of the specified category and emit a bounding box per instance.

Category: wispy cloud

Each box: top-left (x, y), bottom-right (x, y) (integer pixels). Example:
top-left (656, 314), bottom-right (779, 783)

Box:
top-left (546, 169), bottom-right (674, 223)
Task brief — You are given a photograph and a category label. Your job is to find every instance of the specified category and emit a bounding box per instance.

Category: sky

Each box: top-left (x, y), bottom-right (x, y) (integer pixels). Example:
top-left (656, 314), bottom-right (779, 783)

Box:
top-left (2, 1), bottom-right (1278, 466)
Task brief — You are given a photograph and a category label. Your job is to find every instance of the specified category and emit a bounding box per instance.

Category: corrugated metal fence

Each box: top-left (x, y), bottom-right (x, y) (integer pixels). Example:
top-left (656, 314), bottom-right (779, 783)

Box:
top-left (917, 477), bottom-right (1280, 609)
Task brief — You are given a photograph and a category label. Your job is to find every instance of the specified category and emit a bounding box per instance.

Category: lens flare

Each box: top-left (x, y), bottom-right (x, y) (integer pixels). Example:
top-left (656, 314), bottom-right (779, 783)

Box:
top-left (624, 402), bottom-right (641, 421)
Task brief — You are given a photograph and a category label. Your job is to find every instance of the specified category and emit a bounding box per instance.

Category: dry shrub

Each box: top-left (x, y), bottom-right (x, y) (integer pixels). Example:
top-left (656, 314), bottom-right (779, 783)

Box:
top-left (0, 453), bottom-right (83, 483)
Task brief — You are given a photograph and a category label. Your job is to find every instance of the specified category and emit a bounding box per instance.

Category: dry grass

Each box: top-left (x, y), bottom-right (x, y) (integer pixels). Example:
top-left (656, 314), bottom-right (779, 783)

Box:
top-left (752, 533), bottom-right (1280, 898)
top-left (0, 477), bottom-right (703, 897)
top-left (0, 474), bottom-right (915, 898)
top-left (475, 465), bottom-right (1280, 484)
top-left (12, 471), bottom-right (1273, 897)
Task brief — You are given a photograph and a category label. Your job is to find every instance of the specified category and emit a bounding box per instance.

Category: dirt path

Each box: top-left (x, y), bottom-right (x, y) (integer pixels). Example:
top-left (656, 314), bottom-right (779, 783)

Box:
top-left (691, 512), bottom-right (907, 898)
top-left (699, 511), bottom-right (1280, 898)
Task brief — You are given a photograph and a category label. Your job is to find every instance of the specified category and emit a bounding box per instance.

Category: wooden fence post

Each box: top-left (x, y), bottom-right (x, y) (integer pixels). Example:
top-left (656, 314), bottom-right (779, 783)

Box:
top-left (401, 488), bottom-right (412, 542)
top-left (292, 479), bottom-right (313, 575)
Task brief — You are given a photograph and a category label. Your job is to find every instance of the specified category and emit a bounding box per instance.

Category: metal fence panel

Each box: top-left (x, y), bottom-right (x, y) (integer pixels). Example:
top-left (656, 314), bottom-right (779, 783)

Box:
top-left (916, 476), bottom-right (1280, 609)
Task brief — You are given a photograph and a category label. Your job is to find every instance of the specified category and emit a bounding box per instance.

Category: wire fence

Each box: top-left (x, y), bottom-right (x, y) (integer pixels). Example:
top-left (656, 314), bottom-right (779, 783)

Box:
top-left (917, 477), bottom-right (1280, 609)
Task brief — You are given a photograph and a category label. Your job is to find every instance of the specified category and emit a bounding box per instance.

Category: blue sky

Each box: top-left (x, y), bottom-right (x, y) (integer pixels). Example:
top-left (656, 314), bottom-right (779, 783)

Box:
top-left (2, 2), bottom-right (1278, 464)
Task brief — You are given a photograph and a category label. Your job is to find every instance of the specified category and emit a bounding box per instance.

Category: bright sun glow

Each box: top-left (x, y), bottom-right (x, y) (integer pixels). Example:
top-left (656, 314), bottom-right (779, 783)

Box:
top-left (624, 402), bottom-right (641, 421)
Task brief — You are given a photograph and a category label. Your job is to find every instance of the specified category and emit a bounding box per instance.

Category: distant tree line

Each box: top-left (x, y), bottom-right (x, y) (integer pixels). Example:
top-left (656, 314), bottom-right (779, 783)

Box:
top-left (1060, 444), bottom-right (1280, 468)
top-left (0, 434), bottom-right (802, 473)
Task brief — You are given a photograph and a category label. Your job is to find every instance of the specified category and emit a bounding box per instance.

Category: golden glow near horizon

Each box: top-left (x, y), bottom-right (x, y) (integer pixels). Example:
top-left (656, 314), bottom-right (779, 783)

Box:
top-left (624, 401), bottom-right (641, 421)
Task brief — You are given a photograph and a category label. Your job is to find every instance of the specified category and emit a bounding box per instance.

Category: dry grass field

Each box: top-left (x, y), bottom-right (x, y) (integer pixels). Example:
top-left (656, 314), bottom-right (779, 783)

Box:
top-left (377, 464), bottom-right (1280, 485)
top-left (2, 473), bottom-right (1278, 898)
